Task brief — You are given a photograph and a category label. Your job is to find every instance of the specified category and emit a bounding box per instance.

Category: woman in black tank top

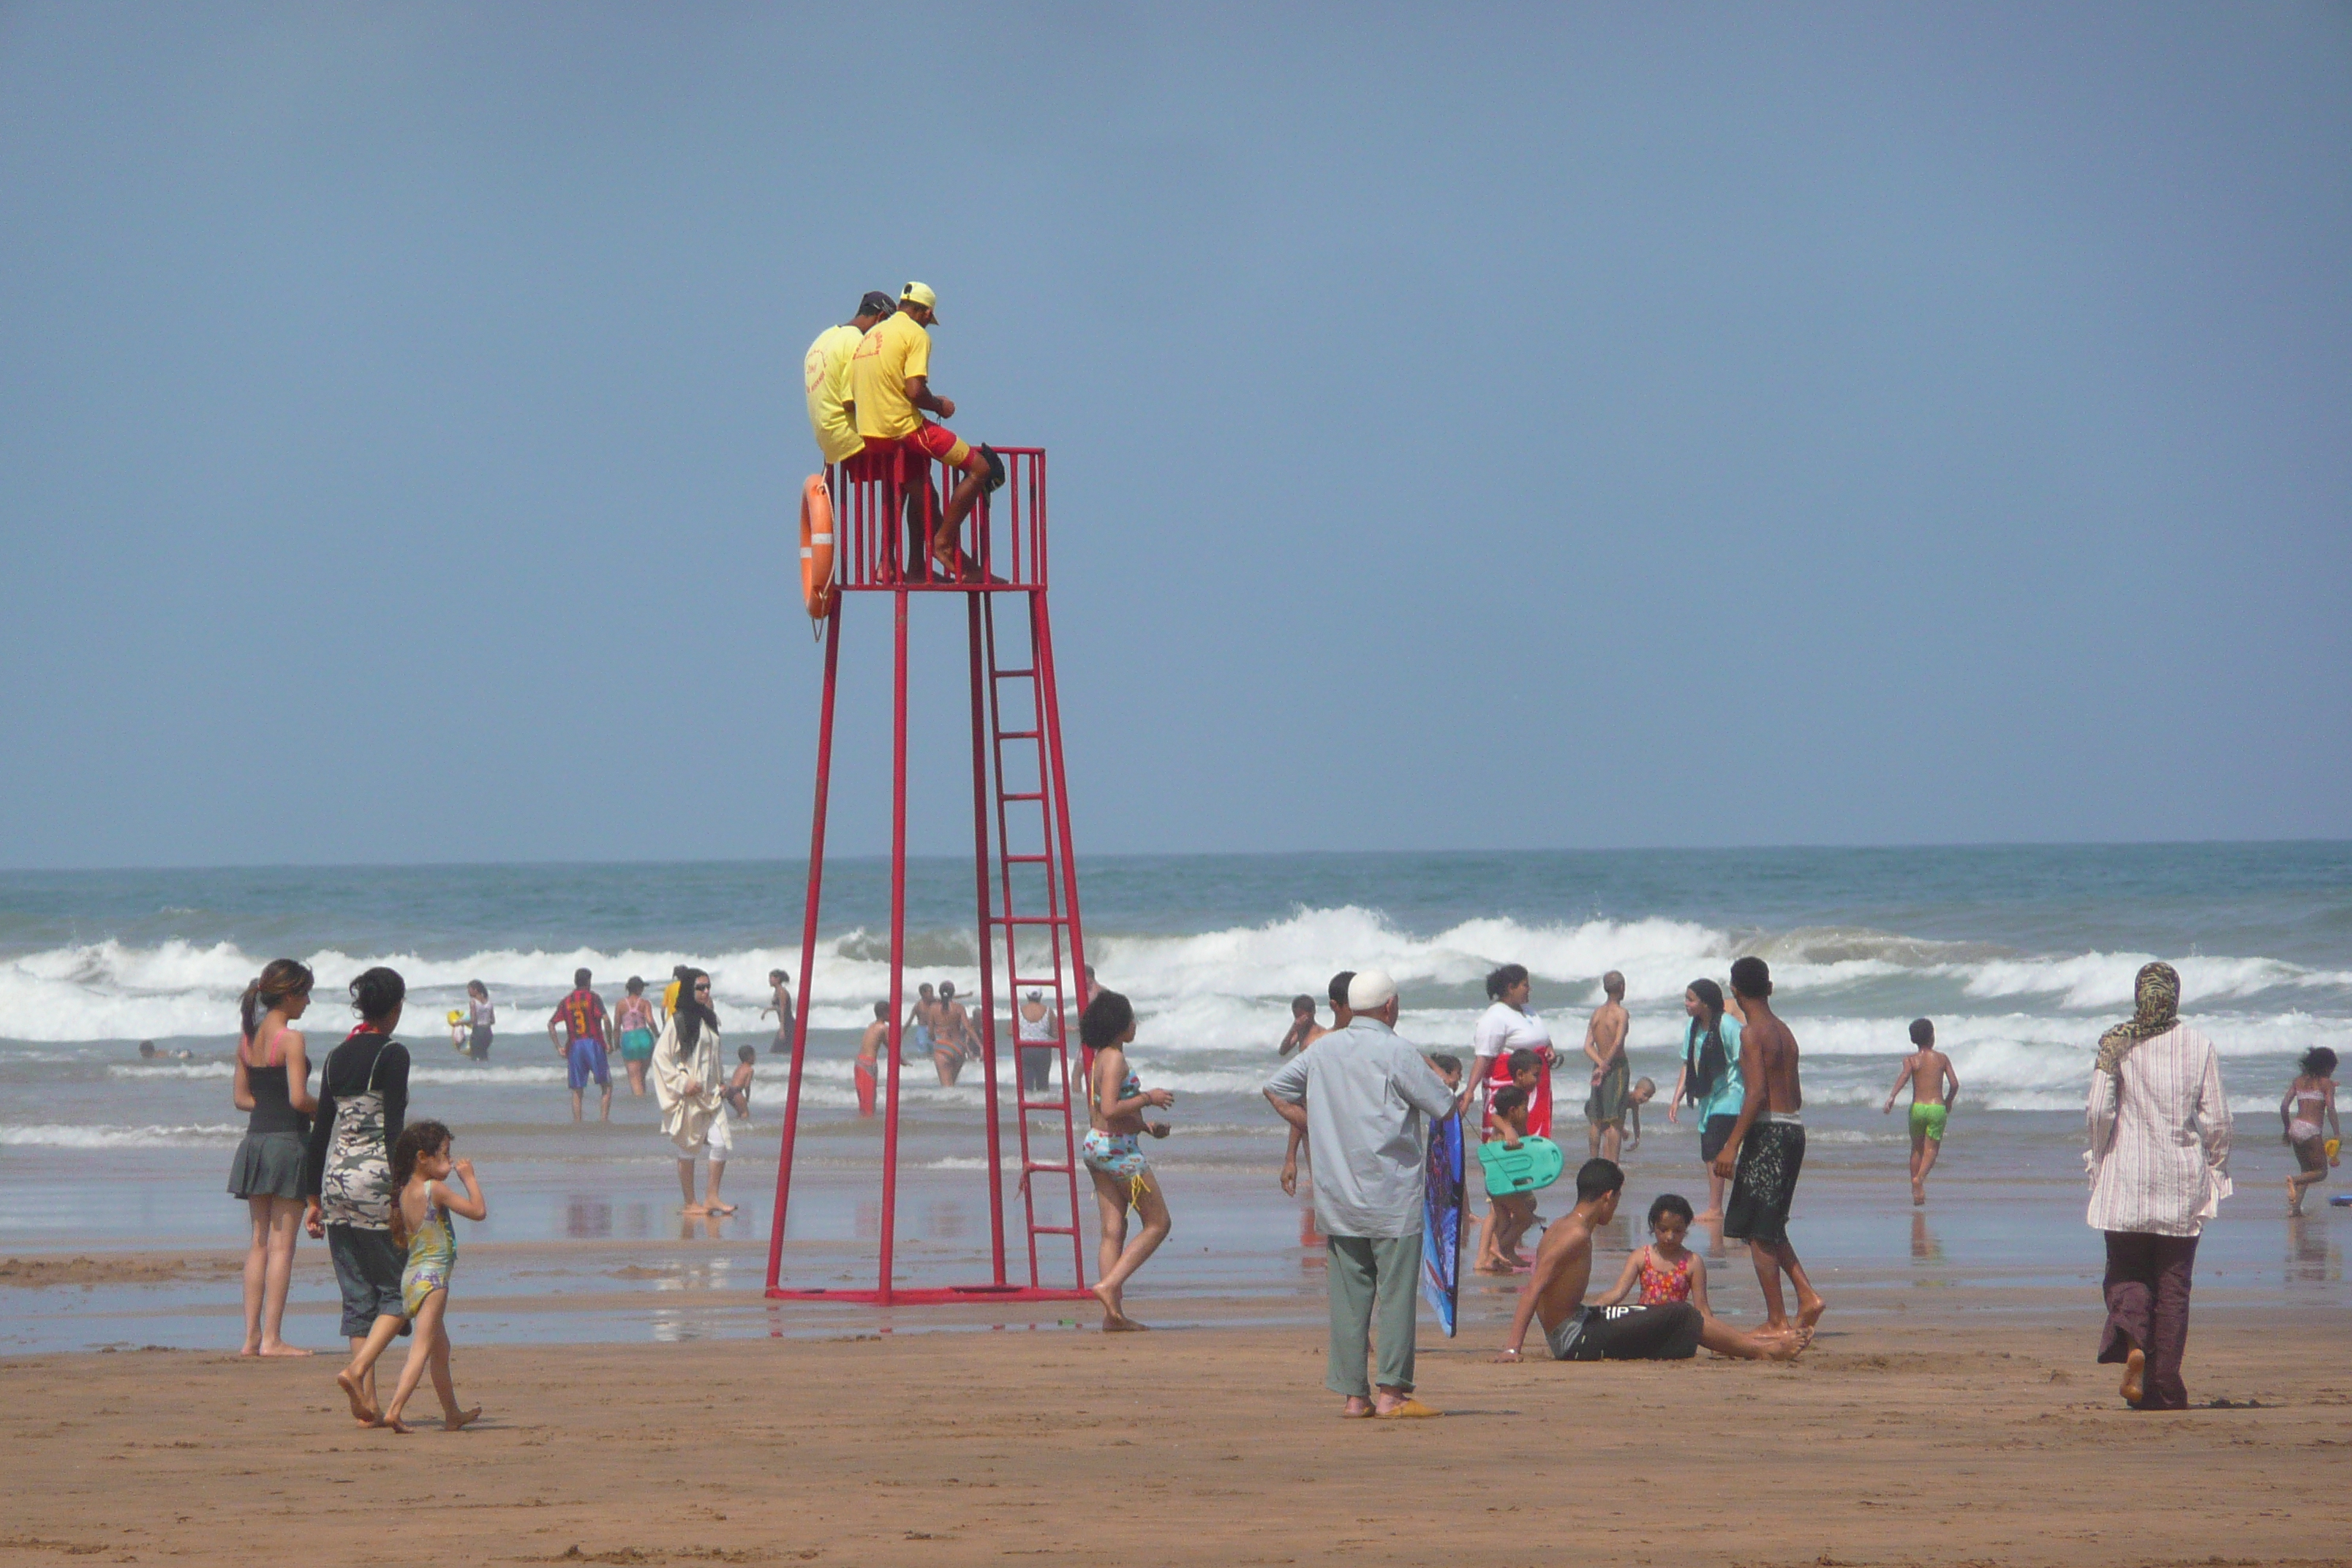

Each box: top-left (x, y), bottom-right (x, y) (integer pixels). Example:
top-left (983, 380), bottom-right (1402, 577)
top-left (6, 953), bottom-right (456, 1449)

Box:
top-left (230, 959), bottom-right (318, 1357)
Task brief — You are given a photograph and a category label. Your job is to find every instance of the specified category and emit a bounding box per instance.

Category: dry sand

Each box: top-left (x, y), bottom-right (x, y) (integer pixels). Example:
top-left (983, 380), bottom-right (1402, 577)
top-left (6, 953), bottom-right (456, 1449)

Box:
top-left (5, 1302), bottom-right (2348, 1567)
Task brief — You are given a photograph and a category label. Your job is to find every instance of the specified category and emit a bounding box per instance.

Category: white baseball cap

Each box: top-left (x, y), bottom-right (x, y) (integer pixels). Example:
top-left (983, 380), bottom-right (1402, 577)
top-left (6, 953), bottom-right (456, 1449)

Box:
top-left (1347, 968), bottom-right (1398, 1011)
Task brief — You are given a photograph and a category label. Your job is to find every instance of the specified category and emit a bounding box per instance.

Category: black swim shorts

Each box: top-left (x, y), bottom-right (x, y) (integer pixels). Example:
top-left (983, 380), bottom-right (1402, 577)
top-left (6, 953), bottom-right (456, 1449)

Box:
top-left (1545, 1302), bottom-right (1703, 1362)
top-left (1700, 1113), bottom-right (1739, 1164)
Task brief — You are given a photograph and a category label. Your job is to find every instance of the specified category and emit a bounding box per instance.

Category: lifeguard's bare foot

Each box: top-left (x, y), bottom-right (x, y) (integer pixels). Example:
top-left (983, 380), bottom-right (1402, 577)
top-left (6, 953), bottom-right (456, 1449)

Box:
top-left (2120, 1347), bottom-right (2146, 1405)
top-left (443, 1405), bottom-right (482, 1431)
top-left (336, 1369), bottom-right (377, 1424)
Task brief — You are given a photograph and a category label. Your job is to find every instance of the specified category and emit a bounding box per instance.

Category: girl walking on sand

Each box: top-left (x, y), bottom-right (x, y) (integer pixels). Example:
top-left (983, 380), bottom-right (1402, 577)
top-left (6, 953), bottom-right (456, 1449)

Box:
top-left (2282, 1047), bottom-right (2340, 1215)
top-left (229, 958), bottom-right (317, 1357)
top-left (1079, 989), bottom-right (1175, 1331)
top-left (380, 1120), bottom-right (486, 1432)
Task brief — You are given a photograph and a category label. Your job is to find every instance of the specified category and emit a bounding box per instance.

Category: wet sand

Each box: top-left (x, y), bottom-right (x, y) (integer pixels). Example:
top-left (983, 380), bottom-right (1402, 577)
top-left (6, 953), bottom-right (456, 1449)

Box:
top-left (4, 1298), bottom-right (2348, 1567)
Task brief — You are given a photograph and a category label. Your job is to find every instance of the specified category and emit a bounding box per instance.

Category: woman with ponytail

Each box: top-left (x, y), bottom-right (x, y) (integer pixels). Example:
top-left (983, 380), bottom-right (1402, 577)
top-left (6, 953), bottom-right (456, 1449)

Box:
top-left (227, 958), bottom-right (317, 1356)
top-left (652, 966), bottom-right (734, 1215)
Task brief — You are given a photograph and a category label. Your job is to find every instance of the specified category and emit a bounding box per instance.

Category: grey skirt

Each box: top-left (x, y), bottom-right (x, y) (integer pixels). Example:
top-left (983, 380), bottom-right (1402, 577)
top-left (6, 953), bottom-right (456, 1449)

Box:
top-left (228, 1129), bottom-right (308, 1200)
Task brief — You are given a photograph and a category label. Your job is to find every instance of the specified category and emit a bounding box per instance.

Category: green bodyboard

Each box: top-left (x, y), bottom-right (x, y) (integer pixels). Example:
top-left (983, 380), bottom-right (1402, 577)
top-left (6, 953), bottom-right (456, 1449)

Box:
top-left (1476, 1134), bottom-right (1565, 1194)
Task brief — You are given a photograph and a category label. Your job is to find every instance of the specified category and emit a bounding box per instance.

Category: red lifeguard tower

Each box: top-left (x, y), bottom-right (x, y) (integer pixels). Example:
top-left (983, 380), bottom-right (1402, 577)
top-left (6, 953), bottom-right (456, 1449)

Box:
top-left (762, 445), bottom-right (1096, 1306)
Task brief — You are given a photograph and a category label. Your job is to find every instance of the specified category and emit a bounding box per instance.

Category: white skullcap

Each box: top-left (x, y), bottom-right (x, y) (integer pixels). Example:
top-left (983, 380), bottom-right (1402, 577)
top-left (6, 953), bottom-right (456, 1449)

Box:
top-left (1347, 968), bottom-right (1398, 1011)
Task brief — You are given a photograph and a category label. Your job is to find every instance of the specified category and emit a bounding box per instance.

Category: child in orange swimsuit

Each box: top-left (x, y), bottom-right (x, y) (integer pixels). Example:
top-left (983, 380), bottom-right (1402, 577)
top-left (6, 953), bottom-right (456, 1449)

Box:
top-left (1591, 1192), bottom-right (1716, 1316)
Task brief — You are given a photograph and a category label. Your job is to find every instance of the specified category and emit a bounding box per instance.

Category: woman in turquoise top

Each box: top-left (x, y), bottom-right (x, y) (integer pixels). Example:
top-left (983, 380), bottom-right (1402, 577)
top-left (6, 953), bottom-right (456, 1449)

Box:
top-left (1668, 979), bottom-right (1745, 1221)
top-left (381, 1119), bottom-right (488, 1432)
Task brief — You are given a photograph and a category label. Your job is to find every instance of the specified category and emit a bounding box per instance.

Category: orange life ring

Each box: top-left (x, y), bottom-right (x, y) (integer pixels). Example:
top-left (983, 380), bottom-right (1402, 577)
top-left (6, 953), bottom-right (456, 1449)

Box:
top-left (799, 475), bottom-right (836, 619)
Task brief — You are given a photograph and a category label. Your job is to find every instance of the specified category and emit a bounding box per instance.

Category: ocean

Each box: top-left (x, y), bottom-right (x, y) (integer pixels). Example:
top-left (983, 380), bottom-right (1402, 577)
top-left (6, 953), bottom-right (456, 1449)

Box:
top-left (2, 844), bottom-right (2345, 1349)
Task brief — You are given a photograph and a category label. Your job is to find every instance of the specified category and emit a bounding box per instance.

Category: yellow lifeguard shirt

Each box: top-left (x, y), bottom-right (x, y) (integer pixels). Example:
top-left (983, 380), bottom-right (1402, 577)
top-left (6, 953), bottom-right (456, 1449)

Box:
top-left (851, 310), bottom-right (930, 440)
top-left (802, 323), bottom-right (865, 464)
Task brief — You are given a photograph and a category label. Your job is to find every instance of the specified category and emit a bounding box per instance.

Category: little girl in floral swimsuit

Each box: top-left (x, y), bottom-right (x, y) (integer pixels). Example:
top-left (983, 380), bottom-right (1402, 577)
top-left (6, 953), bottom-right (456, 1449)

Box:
top-left (380, 1120), bottom-right (489, 1433)
top-left (1590, 1192), bottom-right (1716, 1316)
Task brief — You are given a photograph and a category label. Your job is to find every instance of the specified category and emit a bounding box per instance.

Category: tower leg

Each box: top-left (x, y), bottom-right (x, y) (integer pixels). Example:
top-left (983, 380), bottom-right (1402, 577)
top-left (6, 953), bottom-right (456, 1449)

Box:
top-left (880, 586), bottom-right (910, 1304)
top-left (968, 591), bottom-right (1009, 1286)
top-left (766, 599), bottom-right (842, 1293)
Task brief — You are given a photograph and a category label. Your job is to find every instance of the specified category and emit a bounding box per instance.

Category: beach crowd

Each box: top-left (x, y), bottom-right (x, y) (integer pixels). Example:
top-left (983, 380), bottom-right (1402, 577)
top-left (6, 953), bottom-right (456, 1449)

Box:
top-left (212, 937), bottom-right (2332, 1431)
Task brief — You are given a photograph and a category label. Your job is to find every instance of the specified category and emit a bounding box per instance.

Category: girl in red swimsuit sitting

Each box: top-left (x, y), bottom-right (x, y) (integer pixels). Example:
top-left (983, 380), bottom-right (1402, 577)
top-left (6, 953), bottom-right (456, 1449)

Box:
top-left (1590, 1193), bottom-right (1716, 1316)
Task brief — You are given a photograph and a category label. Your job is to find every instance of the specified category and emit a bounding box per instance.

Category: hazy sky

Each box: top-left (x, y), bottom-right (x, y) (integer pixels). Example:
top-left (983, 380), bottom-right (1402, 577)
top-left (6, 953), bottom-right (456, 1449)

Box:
top-left (3, 2), bottom-right (2347, 868)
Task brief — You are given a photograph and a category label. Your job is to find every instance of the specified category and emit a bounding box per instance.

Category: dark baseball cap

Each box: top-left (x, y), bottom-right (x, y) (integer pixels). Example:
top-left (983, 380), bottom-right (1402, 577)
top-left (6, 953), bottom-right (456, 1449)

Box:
top-left (857, 290), bottom-right (896, 317)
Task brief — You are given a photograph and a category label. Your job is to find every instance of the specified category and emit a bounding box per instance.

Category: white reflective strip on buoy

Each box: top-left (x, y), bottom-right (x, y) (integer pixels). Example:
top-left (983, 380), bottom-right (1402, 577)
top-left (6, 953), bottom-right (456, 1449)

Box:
top-left (812, 532), bottom-right (833, 545)
top-left (799, 548), bottom-right (813, 559)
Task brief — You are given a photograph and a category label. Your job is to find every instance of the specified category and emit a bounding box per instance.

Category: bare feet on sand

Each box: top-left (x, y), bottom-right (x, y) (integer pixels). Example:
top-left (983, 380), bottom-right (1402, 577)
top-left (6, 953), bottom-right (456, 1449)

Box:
top-left (1912, 1182), bottom-right (1926, 1207)
top-left (251, 1342), bottom-right (311, 1357)
top-left (443, 1405), bottom-right (482, 1431)
top-left (335, 1369), bottom-right (378, 1424)
top-left (382, 1413), bottom-right (414, 1434)
top-left (706, 1200), bottom-right (737, 1215)
top-left (2120, 1347), bottom-right (2146, 1405)
top-left (1798, 1292), bottom-right (1828, 1333)
top-left (1763, 1325), bottom-right (1813, 1360)
top-left (682, 1204), bottom-right (712, 1216)
top-left (1090, 1282), bottom-right (1147, 1331)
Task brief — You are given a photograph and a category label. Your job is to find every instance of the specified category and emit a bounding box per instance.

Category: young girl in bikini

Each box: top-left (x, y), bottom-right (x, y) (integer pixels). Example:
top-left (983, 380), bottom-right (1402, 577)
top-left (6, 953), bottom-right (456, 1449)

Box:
top-left (1079, 989), bottom-right (1174, 1333)
top-left (2282, 1047), bottom-right (2340, 1216)
top-left (1591, 1192), bottom-right (1716, 1317)
top-left (380, 1120), bottom-right (488, 1433)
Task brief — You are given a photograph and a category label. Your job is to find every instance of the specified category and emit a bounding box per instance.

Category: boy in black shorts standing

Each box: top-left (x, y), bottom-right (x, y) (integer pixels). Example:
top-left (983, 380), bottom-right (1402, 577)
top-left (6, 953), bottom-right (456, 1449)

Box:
top-left (1712, 956), bottom-right (1827, 1337)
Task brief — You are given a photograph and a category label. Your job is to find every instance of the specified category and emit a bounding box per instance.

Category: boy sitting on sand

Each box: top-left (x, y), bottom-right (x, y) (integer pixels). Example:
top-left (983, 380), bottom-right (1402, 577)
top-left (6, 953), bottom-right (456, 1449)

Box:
top-left (723, 1044), bottom-right (756, 1120)
top-left (1493, 1158), bottom-right (1806, 1364)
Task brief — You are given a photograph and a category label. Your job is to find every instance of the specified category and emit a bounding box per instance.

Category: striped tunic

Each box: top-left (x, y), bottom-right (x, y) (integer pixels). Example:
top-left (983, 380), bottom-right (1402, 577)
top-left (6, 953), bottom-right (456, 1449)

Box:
top-left (2084, 1023), bottom-right (2232, 1237)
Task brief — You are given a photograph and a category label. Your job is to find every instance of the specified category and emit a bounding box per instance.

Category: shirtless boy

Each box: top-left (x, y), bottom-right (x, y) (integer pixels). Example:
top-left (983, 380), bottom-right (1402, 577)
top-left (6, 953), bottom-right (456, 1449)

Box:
top-left (723, 1044), bottom-right (756, 1118)
top-left (854, 1001), bottom-right (889, 1119)
top-left (1711, 957), bottom-right (1826, 1335)
top-left (1493, 1158), bottom-right (1803, 1364)
top-left (1881, 1018), bottom-right (1960, 1205)
top-left (1583, 971), bottom-right (1632, 1161)
top-left (1278, 995), bottom-right (1325, 1057)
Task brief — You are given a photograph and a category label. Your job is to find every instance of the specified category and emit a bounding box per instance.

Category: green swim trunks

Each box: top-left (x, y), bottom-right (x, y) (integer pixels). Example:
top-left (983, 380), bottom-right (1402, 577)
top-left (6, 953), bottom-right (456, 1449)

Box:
top-left (1909, 1102), bottom-right (1948, 1142)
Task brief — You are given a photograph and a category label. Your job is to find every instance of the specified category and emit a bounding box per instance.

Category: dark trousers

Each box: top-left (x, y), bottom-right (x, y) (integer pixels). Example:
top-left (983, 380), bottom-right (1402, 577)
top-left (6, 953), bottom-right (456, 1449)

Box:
top-left (2098, 1230), bottom-right (2198, 1409)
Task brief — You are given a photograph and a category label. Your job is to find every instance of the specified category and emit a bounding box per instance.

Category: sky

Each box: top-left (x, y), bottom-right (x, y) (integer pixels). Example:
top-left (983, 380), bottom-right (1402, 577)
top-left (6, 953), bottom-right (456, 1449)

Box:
top-left (1, 1), bottom-right (2348, 868)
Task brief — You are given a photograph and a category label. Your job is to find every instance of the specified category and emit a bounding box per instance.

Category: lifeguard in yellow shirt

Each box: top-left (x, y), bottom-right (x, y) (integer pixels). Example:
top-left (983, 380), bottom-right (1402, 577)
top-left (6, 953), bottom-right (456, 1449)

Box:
top-left (802, 290), bottom-right (896, 466)
top-left (848, 281), bottom-right (1003, 577)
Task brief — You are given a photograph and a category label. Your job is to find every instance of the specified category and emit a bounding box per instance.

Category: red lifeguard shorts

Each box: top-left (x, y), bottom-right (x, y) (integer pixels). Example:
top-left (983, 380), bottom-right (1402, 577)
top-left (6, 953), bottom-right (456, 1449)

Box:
top-left (849, 422), bottom-right (973, 480)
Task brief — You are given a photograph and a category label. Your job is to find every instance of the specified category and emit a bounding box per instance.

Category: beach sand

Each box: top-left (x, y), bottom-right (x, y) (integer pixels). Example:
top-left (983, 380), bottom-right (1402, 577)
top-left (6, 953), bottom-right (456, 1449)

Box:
top-left (5, 1294), bottom-right (2347, 1567)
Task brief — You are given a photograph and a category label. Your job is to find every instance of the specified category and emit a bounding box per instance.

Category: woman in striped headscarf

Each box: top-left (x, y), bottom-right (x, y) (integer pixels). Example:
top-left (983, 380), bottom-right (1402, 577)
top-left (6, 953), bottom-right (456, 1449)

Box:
top-left (2084, 961), bottom-right (2232, 1410)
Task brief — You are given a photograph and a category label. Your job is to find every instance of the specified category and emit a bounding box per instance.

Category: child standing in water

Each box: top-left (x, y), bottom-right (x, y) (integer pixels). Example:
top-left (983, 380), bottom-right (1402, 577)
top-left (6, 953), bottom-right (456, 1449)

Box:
top-left (1882, 1018), bottom-right (1961, 1205)
top-left (2282, 1047), bottom-right (2340, 1215)
top-left (723, 1044), bottom-right (757, 1120)
top-left (614, 977), bottom-right (659, 1098)
top-left (380, 1120), bottom-right (487, 1433)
